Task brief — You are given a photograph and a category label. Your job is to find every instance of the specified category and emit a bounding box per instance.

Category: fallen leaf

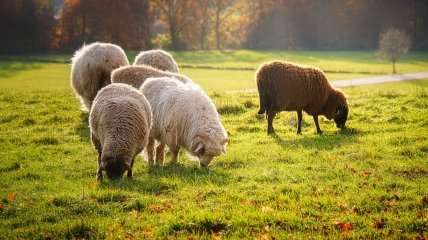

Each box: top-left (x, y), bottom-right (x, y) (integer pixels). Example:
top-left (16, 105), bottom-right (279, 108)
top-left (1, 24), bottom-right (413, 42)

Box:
top-left (258, 234), bottom-right (269, 240)
top-left (124, 232), bottom-right (134, 239)
top-left (333, 219), bottom-right (353, 231)
top-left (353, 206), bottom-right (361, 215)
top-left (413, 234), bottom-right (428, 240)
top-left (165, 202), bottom-right (174, 210)
top-left (142, 227), bottom-right (154, 238)
top-left (341, 223), bottom-right (353, 230)
top-left (148, 204), bottom-right (163, 213)
top-left (261, 206), bottom-right (273, 212)
top-left (240, 199), bottom-right (250, 206)
top-left (0, 201), bottom-right (4, 209)
top-left (6, 192), bottom-right (17, 201)
top-left (374, 218), bottom-right (387, 229)
top-left (417, 210), bottom-right (426, 219)
top-left (332, 219), bottom-right (342, 225)
top-left (129, 209), bottom-right (138, 218)
top-left (363, 172), bottom-right (371, 177)
top-left (263, 225), bottom-right (270, 233)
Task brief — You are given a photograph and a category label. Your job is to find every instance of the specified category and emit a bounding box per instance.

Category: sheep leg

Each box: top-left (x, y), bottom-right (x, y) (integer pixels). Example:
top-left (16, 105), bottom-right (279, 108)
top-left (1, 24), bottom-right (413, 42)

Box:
top-left (147, 138), bottom-right (155, 166)
top-left (313, 115), bottom-right (323, 134)
top-left (267, 110), bottom-right (276, 134)
top-left (297, 110), bottom-right (303, 135)
top-left (171, 146), bottom-right (180, 164)
top-left (91, 133), bottom-right (103, 180)
top-left (127, 158), bottom-right (135, 178)
top-left (155, 142), bottom-right (166, 165)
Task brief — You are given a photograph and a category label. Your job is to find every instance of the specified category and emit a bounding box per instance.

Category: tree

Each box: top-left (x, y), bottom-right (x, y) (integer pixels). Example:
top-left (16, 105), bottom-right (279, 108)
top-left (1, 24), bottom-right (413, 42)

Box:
top-left (377, 28), bottom-right (411, 74)
top-left (212, 0), bottom-right (234, 49)
top-left (152, 0), bottom-right (192, 50)
top-left (58, 0), bottom-right (151, 51)
top-left (0, 0), bottom-right (55, 53)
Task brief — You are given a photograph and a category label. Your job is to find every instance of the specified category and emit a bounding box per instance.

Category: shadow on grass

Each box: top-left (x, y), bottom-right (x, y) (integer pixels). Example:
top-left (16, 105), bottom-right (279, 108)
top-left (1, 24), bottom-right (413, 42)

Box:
top-left (75, 111), bottom-right (90, 142)
top-left (270, 127), bottom-right (361, 150)
top-left (98, 163), bottom-right (231, 193)
top-left (0, 61), bottom-right (43, 78)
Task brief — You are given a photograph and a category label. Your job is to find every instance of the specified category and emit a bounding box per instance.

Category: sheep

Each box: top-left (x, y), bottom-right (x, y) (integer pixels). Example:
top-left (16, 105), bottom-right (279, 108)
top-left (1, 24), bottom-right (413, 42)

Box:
top-left (111, 65), bottom-right (191, 89)
top-left (140, 77), bottom-right (228, 167)
top-left (89, 83), bottom-right (152, 180)
top-left (70, 42), bottom-right (129, 111)
top-left (256, 60), bottom-right (349, 134)
top-left (133, 49), bottom-right (179, 73)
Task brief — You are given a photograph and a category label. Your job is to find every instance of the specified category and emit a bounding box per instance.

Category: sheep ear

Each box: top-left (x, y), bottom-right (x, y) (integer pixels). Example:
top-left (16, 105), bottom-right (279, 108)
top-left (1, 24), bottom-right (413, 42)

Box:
top-left (336, 107), bottom-right (340, 117)
top-left (121, 161), bottom-right (132, 172)
top-left (195, 142), bottom-right (205, 154)
top-left (221, 138), bottom-right (228, 155)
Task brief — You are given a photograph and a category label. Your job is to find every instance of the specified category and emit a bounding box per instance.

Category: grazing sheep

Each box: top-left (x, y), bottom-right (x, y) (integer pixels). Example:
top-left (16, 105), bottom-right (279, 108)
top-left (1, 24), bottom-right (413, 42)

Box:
top-left (89, 83), bottom-right (152, 179)
top-left (70, 42), bottom-right (129, 110)
top-left (133, 49), bottom-right (179, 73)
top-left (140, 77), bottom-right (228, 167)
top-left (111, 65), bottom-right (191, 89)
top-left (256, 60), bottom-right (349, 134)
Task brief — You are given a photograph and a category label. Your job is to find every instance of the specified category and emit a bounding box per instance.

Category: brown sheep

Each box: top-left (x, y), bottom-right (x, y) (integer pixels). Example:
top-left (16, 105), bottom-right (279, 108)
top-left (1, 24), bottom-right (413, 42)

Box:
top-left (256, 60), bottom-right (349, 134)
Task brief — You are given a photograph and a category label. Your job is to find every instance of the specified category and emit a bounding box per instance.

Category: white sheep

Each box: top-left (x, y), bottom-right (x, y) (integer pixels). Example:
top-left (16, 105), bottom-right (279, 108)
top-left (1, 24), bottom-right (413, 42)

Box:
top-left (89, 83), bottom-right (152, 179)
top-left (140, 77), bottom-right (228, 167)
top-left (70, 42), bottom-right (129, 111)
top-left (133, 49), bottom-right (179, 73)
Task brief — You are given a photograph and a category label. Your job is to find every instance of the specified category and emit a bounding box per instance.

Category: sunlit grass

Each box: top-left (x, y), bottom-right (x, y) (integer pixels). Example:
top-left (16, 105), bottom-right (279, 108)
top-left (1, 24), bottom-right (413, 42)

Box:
top-left (1, 52), bottom-right (427, 238)
top-left (0, 77), bottom-right (427, 238)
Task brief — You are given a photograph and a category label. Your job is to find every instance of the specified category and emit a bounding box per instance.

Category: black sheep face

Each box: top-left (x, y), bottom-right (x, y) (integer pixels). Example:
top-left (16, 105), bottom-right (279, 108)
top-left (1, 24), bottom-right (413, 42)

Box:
top-left (102, 156), bottom-right (130, 179)
top-left (334, 105), bottom-right (348, 129)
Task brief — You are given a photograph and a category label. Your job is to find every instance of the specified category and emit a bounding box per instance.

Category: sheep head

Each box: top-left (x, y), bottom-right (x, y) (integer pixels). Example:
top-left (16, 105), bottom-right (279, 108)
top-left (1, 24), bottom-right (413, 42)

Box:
top-left (334, 104), bottom-right (348, 129)
top-left (192, 135), bottom-right (229, 167)
top-left (100, 155), bottom-right (132, 179)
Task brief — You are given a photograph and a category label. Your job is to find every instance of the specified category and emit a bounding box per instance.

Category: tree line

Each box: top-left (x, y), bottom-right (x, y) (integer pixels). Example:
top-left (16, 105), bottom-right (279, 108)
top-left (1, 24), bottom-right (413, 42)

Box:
top-left (0, 0), bottom-right (427, 54)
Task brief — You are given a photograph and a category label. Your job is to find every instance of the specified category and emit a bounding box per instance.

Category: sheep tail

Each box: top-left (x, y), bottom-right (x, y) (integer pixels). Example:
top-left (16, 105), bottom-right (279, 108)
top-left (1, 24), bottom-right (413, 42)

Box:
top-left (257, 81), bottom-right (267, 115)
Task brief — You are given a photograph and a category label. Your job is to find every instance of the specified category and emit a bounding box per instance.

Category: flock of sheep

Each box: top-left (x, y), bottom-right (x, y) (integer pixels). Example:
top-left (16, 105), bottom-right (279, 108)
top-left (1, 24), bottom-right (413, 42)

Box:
top-left (70, 42), bottom-right (349, 180)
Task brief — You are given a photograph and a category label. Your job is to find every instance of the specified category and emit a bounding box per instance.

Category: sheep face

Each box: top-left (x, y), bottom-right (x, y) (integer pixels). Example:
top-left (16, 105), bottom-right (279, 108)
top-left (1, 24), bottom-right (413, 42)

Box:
top-left (193, 136), bottom-right (228, 167)
top-left (334, 105), bottom-right (348, 129)
top-left (100, 156), bottom-right (131, 179)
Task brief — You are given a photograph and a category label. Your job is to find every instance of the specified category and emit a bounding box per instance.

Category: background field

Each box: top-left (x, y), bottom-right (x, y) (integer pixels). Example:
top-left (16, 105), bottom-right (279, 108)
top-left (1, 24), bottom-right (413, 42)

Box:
top-left (0, 51), bottom-right (427, 239)
top-left (2, 50), bottom-right (428, 92)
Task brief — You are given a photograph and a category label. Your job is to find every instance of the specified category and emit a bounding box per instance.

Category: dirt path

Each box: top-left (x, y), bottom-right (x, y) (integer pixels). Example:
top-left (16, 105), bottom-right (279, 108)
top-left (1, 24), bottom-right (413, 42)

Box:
top-left (229, 72), bottom-right (428, 93)
top-left (332, 71), bottom-right (428, 88)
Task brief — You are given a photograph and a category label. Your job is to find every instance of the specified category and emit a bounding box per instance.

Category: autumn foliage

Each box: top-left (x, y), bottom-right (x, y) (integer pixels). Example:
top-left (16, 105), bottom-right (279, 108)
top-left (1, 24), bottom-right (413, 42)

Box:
top-left (0, 0), bottom-right (427, 53)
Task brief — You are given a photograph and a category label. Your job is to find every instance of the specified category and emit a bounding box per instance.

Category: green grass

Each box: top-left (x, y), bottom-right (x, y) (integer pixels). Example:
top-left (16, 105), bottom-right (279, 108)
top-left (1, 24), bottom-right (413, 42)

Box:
top-left (0, 52), bottom-right (428, 239)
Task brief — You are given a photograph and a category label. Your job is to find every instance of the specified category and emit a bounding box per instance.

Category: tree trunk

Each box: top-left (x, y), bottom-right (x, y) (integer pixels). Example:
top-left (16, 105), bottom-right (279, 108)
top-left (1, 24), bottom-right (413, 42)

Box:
top-left (392, 61), bottom-right (396, 74)
top-left (80, 0), bottom-right (86, 44)
top-left (215, 10), bottom-right (220, 49)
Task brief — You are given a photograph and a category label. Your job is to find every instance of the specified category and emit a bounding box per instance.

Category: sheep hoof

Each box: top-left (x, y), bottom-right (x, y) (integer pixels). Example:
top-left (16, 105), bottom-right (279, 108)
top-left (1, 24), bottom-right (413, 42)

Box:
top-left (96, 174), bottom-right (103, 181)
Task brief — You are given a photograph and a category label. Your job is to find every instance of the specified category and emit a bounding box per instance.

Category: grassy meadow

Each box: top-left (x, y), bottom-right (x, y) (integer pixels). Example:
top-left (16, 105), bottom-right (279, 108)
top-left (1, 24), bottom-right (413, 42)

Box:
top-left (0, 51), bottom-right (427, 239)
